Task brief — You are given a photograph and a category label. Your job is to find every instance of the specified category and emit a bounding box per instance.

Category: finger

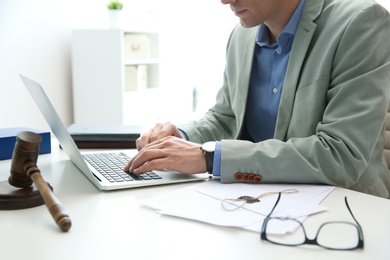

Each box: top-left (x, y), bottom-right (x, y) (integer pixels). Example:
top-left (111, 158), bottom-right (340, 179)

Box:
top-left (132, 158), bottom-right (167, 174)
top-left (123, 153), bottom-right (137, 171)
top-left (135, 137), bottom-right (144, 151)
top-left (123, 150), bottom-right (156, 173)
top-left (147, 123), bottom-right (163, 143)
top-left (128, 148), bottom-right (165, 173)
top-left (128, 137), bottom-right (168, 171)
top-left (136, 133), bottom-right (153, 151)
top-left (136, 126), bottom-right (160, 150)
top-left (124, 144), bottom-right (153, 171)
top-left (156, 123), bottom-right (179, 140)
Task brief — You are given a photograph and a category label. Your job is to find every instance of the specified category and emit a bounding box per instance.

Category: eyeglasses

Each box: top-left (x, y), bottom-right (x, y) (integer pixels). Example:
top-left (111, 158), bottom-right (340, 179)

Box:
top-left (260, 193), bottom-right (364, 250)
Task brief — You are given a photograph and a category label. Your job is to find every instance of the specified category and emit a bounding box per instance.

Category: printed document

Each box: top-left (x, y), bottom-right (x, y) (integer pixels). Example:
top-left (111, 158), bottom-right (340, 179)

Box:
top-left (140, 180), bottom-right (334, 234)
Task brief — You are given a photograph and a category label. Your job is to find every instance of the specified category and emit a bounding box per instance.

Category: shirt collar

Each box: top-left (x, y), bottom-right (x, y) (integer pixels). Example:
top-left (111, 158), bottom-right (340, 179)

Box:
top-left (256, 0), bottom-right (305, 52)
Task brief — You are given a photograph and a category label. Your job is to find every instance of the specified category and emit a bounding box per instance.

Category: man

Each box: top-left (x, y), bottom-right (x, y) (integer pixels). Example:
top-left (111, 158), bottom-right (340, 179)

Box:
top-left (124, 0), bottom-right (390, 198)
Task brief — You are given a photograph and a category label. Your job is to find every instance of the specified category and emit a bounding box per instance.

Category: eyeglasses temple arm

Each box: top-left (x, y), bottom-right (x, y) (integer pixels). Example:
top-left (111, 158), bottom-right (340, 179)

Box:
top-left (344, 196), bottom-right (364, 247)
top-left (261, 192), bottom-right (282, 239)
top-left (265, 192), bottom-right (281, 218)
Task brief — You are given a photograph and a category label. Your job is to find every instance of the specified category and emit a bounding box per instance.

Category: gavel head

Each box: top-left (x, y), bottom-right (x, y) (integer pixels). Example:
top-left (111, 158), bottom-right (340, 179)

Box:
top-left (8, 131), bottom-right (42, 188)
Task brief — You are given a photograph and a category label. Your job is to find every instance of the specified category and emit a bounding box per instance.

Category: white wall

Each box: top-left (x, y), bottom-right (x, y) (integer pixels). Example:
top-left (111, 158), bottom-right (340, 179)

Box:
top-left (0, 0), bottom-right (237, 131)
top-left (1, 0), bottom-right (389, 132)
top-left (0, 0), bottom-right (107, 131)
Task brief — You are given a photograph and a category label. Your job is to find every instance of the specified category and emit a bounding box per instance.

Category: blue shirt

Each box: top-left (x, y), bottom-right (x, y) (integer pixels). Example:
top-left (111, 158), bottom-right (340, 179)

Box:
top-left (212, 0), bottom-right (305, 177)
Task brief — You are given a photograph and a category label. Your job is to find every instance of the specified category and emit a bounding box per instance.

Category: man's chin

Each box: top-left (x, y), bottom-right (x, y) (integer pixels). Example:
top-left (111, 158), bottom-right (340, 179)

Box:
top-left (239, 19), bottom-right (259, 28)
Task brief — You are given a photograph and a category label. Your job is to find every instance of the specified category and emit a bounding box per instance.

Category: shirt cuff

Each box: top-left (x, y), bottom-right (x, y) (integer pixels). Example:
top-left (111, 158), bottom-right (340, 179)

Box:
top-left (212, 141), bottom-right (221, 177)
top-left (178, 129), bottom-right (189, 140)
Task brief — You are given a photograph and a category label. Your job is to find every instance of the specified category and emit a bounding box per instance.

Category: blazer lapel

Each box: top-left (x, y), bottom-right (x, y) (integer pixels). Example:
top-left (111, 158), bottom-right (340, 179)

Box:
top-left (236, 27), bottom-right (258, 133)
top-left (274, 0), bottom-right (324, 140)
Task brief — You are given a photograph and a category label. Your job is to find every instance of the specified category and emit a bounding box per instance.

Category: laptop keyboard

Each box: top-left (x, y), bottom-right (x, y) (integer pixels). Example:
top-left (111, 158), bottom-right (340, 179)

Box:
top-left (82, 152), bottom-right (162, 183)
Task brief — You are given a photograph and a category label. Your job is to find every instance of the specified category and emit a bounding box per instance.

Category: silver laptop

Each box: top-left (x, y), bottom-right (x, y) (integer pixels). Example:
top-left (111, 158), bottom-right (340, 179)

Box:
top-left (20, 74), bottom-right (210, 190)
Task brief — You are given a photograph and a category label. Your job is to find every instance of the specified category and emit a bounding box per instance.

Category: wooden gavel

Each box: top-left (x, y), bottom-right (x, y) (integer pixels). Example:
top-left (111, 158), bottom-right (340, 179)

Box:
top-left (8, 131), bottom-right (71, 232)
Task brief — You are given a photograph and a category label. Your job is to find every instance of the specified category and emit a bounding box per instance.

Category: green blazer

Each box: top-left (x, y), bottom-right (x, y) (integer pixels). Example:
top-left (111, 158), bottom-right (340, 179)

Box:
top-left (181, 0), bottom-right (390, 198)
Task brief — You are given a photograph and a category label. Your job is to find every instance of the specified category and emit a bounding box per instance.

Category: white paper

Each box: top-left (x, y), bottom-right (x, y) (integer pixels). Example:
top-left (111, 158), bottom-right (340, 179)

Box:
top-left (140, 180), bottom-right (334, 234)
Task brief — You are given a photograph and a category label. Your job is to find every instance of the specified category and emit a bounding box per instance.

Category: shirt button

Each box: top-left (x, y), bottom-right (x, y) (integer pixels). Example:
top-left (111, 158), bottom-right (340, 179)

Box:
top-left (272, 87), bottom-right (278, 94)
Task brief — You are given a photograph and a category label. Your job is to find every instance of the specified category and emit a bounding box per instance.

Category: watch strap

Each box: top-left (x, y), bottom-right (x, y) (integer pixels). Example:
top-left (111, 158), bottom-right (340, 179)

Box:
top-left (205, 151), bottom-right (214, 173)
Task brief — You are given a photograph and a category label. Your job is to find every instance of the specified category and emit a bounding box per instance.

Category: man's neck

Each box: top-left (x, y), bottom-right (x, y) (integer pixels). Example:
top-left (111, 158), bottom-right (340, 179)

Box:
top-left (265, 0), bottom-right (301, 42)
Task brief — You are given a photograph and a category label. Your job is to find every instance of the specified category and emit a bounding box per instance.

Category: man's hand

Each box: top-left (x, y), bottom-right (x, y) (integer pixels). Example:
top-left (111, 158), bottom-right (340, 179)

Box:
top-left (124, 136), bottom-right (207, 174)
top-left (136, 122), bottom-right (184, 150)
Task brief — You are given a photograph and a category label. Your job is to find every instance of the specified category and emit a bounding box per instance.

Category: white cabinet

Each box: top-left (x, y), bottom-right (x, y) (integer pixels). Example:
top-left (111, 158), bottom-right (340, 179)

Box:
top-left (71, 29), bottom-right (160, 125)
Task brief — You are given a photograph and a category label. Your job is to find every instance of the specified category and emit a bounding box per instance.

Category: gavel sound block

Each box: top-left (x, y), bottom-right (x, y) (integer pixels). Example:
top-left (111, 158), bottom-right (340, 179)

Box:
top-left (0, 131), bottom-right (71, 232)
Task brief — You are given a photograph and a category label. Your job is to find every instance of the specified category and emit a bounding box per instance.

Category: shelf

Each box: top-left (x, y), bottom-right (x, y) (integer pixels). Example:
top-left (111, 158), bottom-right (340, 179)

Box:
top-left (71, 29), bottom-right (160, 125)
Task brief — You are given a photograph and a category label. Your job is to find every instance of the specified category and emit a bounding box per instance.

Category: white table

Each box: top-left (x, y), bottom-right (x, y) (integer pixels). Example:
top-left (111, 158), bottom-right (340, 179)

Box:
top-left (1, 139), bottom-right (389, 260)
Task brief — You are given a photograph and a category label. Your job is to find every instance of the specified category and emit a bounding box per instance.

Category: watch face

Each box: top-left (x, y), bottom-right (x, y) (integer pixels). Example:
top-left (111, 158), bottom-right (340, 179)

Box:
top-left (203, 141), bottom-right (216, 152)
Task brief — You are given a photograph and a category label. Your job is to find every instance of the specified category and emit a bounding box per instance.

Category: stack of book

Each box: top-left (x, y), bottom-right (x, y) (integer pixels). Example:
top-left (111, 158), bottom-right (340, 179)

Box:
top-left (0, 127), bottom-right (51, 160)
top-left (67, 124), bottom-right (143, 149)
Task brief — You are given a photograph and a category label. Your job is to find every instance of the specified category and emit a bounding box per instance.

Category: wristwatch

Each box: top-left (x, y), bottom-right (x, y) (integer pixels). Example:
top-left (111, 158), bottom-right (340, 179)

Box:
top-left (201, 141), bottom-right (216, 174)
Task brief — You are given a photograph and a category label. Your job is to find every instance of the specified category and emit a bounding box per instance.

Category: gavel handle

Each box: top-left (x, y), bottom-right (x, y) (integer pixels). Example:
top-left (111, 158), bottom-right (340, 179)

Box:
top-left (26, 163), bottom-right (72, 232)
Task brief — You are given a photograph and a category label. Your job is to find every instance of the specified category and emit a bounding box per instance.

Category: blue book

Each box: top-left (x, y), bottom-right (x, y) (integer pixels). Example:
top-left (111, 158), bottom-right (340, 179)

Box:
top-left (0, 127), bottom-right (51, 160)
